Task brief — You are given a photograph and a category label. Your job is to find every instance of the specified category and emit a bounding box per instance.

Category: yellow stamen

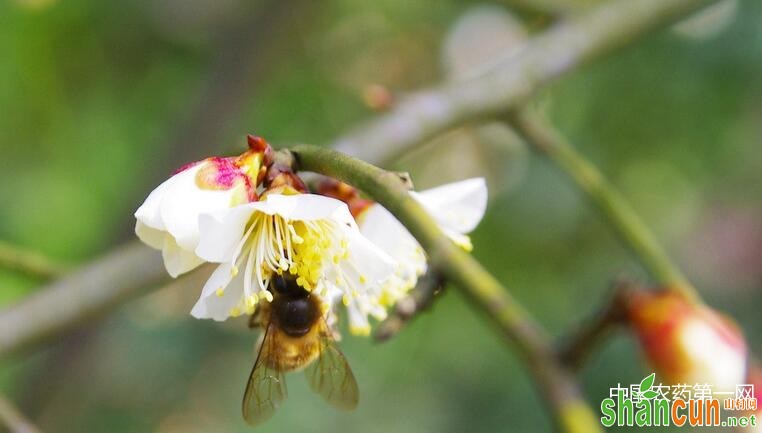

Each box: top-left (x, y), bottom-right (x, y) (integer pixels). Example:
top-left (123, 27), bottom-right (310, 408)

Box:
top-left (261, 290), bottom-right (274, 303)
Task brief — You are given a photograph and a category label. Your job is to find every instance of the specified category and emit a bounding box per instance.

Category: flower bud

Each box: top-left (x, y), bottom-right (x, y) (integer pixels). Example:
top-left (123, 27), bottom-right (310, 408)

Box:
top-left (628, 291), bottom-right (747, 392)
top-left (316, 178), bottom-right (373, 218)
top-left (264, 163), bottom-right (308, 193)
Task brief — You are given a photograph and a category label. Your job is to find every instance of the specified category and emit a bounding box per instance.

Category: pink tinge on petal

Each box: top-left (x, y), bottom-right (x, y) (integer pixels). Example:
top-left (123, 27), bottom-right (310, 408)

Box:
top-left (194, 157), bottom-right (256, 201)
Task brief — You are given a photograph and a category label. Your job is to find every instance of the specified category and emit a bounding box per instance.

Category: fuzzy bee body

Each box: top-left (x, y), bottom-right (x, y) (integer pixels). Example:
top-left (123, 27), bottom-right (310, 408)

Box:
top-left (242, 275), bottom-right (359, 426)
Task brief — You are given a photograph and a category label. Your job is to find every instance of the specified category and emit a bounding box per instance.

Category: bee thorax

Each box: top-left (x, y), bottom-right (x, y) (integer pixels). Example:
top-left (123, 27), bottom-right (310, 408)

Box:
top-left (272, 295), bottom-right (319, 337)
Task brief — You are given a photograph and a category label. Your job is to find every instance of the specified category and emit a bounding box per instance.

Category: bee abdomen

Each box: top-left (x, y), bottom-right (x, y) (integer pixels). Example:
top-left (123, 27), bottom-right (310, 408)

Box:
top-left (267, 327), bottom-right (321, 372)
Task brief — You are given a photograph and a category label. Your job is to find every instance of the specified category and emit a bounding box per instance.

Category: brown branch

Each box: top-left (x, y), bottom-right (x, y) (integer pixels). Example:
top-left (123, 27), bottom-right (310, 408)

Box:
top-left (373, 270), bottom-right (445, 342)
top-left (557, 280), bottom-right (634, 369)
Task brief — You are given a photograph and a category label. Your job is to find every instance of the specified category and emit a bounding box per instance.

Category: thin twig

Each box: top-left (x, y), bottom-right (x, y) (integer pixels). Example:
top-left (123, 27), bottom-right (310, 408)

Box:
top-left (507, 109), bottom-right (701, 303)
top-left (0, 394), bottom-right (40, 433)
top-left (557, 280), bottom-right (634, 369)
top-left (289, 144), bottom-right (603, 433)
top-left (374, 270), bottom-right (445, 342)
top-left (0, 241), bottom-right (67, 280)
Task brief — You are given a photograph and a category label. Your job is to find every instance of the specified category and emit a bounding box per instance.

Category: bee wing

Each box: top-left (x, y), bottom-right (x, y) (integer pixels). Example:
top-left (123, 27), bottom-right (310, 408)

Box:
top-left (304, 324), bottom-right (359, 410)
top-left (242, 323), bottom-right (288, 426)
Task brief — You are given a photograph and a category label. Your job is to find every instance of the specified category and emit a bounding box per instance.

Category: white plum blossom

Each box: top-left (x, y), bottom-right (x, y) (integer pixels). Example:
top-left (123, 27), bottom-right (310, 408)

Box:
top-left (357, 177), bottom-right (487, 305)
top-left (134, 156), bottom-right (259, 277)
top-left (190, 193), bottom-right (396, 335)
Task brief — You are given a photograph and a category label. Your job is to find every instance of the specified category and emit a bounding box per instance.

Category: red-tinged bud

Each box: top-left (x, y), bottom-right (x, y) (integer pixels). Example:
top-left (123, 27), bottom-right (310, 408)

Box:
top-left (264, 163), bottom-right (308, 193)
top-left (246, 134), bottom-right (274, 167)
top-left (317, 178), bottom-right (373, 218)
top-left (628, 290), bottom-right (747, 392)
top-left (362, 84), bottom-right (394, 112)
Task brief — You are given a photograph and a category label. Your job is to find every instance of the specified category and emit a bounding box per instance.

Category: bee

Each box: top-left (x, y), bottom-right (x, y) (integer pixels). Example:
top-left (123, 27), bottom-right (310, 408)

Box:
top-left (243, 274), bottom-right (359, 426)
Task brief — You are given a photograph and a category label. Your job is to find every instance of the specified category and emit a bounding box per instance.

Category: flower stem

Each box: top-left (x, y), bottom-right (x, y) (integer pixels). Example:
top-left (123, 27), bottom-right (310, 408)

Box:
top-left (508, 110), bottom-right (700, 304)
top-left (289, 144), bottom-right (603, 433)
top-left (557, 280), bottom-right (634, 369)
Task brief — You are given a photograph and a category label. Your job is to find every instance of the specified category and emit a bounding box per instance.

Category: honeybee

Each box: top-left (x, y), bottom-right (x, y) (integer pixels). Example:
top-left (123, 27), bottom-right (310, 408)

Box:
top-left (242, 274), bottom-right (359, 426)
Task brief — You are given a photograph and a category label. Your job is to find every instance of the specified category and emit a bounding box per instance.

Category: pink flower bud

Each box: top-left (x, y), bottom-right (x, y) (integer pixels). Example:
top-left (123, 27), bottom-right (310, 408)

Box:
top-left (628, 291), bottom-right (747, 392)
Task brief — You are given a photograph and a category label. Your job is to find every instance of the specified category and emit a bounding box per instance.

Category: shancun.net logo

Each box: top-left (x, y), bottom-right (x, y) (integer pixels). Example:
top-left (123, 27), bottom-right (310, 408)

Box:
top-left (600, 373), bottom-right (758, 428)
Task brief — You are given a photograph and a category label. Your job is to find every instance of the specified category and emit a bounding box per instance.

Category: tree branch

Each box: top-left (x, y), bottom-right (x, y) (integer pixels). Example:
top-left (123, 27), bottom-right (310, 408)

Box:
top-left (507, 109), bottom-right (701, 303)
top-left (0, 242), bottom-right (210, 358)
top-left (557, 279), bottom-right (633, 369)
top-left (289, 144), bottom-right (602, 433)
top-left (331, 0), bottom-right (714, 164)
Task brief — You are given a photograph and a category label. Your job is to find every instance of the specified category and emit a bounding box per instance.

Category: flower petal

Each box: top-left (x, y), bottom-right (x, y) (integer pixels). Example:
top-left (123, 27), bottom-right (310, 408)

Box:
top-left (410, 177), bottom-right (487, 234)
top-left (162, 235), bottom-right (205, 277)
top-left (134, 178), bottom-right (173, 230)
top-left (195, 204), bottom-right (262, 263)
top-left (191, 262), bottom-right (244, 321)
top-left (346, 298), bottom-right (372, 336)
top-left (159, 164), bottom-right (244, 251)
top-left (342, 226), bottom-right (397, 286)
top-left (263, 193), bottom-right (356, 226)
top-left (359, 204), bottom-right (426, 278)
top-left (135, 221), bottom-right (166, 250)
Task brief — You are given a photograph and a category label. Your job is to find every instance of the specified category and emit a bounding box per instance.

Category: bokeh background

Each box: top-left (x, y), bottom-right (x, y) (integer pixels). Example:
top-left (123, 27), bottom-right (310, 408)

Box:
top-left (1, 0), bottom-right (761, 432)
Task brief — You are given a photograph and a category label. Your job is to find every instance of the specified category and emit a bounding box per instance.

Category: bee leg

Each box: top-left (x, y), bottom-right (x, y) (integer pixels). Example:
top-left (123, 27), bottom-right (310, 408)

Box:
top-left (248, 314), bottom-right (259, 329)
top-left (248, 307), bottom-right (265, 329)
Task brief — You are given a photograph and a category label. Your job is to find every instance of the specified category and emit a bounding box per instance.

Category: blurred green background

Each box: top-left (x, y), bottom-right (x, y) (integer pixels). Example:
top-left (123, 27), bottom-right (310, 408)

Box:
top-left (1, 0), bottom-right (761, 432)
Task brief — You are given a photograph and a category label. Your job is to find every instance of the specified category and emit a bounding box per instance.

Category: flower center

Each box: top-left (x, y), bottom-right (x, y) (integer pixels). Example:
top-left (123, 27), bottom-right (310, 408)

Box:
top-left (221, 213), bottom-right (357, 317)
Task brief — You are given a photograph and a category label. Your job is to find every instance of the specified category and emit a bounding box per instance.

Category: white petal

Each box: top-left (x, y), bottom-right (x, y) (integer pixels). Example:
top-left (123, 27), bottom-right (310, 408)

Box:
top-left (410, 177), bottom-right (487, 234)
top-left (195, 204), bottom-right (262, 262)
top-left (346, 299), bottom-right (372, 336)
top-left (343, 226), bottom-right (396, 285)
top-left (134, 177), bottom-right (173, 230)
top-left (159, 164), bottom-right (244, 251)
top-left (191, 262), bottom-right (245, 321)
top-left (135, 221), bottom-right (166, 250)
top-left (263, 193), bottom-right (356, 226)
top-left (360, 204), bottom-right (426, 278)
top-left (162, 235), bottom-right (205, 277)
